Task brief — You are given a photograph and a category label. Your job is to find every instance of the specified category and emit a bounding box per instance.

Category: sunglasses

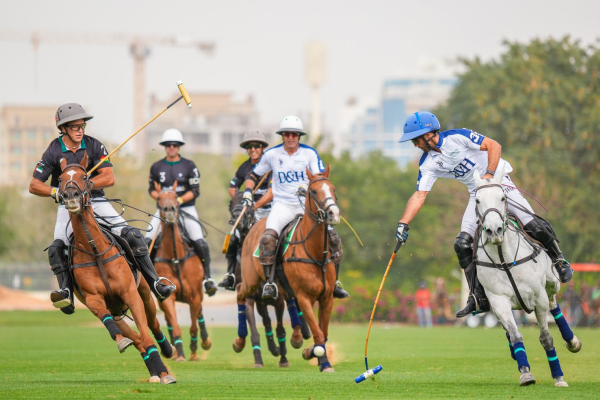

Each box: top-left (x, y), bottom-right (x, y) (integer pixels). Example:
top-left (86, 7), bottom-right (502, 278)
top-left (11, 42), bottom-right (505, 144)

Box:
top-left (164, 143), bottom-right (180, 148)
top-left (245, 143), bottom-right (263, 150)
top-left (67, 123), bottom-right (87, 132)
top-left (411, 137), bottom-right (421, 145)
top-left (282, 132), bottom-right (300, 138)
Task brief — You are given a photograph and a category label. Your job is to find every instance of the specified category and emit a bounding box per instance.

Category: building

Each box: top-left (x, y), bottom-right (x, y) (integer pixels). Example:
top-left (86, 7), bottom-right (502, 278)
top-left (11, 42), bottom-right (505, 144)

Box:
top-left (141, 92), bottom-right (271, 157)
top-left (0, 106), bottom-right (57, 187)
top-left (343, 74), bottom-right (457, 168)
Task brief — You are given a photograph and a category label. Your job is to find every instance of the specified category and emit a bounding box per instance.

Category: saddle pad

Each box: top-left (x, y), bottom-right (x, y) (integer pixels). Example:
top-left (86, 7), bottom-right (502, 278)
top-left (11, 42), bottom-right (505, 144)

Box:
top-left (253, 218), bottom-right (301, 258)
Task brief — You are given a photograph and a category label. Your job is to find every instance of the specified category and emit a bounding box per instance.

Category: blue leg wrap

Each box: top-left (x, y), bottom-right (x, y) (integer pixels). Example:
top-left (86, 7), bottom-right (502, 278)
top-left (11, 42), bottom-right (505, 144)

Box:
top-left (550, 305), bottom-right (574, 342)
top-left (238, 304), bottom-right (248, 338)
top-left (506, 332), bottom-right (516, 361)
top-left (513, 342), bottom-right (530, 371)
top-left (286, 299), bottom-right (301, 328)
top-left (546, 347), bottom-right (563, 378)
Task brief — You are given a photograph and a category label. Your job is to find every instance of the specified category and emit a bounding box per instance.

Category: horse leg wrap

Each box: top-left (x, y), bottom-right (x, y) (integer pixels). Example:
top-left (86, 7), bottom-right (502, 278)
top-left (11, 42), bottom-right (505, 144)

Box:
top-left (190, 335), bottom-right (198, 353)
top-left (141, 351), bottom-right (158, 377)
top-left (173, 336), bottom-right (185, 359)
top-left (238, 304), bottom-right (248, 338)
top-left (550, 305), bottom-right (574, 342)
top-left (253, 346), bottom-right (263, 365)
top-left (145, 345), bottom-right (168, 375)
top-left (299, 312), bottom-right (311, 339)
top-left (154, 332), bottom-right (173, 358)
top-left (286, 298), bottom-right (302, 328)
top-left (167, 324), bottom-right (174, 343)
top-left (545, 347), bottom-right (564, 378)
top-left (513, 342), bottom-right (530, 371)
top-left (315, 345), bottom-right (331, 371)
top-left (277, 333), bottom-right (288, 357)
top-left (101, 314), bottom-right (121, 341)
top-left (506, 332), bottom-right (516, 361)
top-left (198, 317), bottom-right (209, 341)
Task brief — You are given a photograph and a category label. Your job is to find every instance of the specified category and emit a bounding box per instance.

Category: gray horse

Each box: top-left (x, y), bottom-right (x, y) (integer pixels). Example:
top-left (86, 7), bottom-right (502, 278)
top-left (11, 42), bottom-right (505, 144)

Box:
top-left (473, 165), bottom-right (581, 387)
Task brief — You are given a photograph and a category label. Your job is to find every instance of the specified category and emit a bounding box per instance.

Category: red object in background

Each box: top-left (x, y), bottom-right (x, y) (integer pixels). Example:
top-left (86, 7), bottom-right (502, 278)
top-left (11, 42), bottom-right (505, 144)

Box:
top-left (571, 264), bottom-right (600, 272)
top-left (415, 288), bottom-right (431, 308)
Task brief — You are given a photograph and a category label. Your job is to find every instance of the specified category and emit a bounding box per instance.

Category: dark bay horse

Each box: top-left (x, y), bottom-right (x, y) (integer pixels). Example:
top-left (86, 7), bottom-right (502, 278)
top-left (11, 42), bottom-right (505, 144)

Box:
top-left (234, 166), bottom-right (339, 372)
top-left (153, 181), bottom-right (211, 362)
top-left (228, 191), bottom-right (310, 368)
top-left (58, 153), bottom-right (175, 384)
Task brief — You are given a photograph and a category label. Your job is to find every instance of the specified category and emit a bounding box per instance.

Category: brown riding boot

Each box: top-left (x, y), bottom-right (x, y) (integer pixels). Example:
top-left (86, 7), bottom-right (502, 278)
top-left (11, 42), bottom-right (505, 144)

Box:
top-left (259, 229), bottom-right (279, 300)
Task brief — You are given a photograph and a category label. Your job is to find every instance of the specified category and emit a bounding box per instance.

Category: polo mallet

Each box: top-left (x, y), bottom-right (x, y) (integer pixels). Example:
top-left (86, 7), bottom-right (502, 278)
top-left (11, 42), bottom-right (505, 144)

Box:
top-left (87, 80), bottom-right (192, 176)
top-left (355, 240), bottom-right (403, 383)
top-left (148, 224), bottom-right (162, 254)
top-left (222, 172), bottom-right (270, 253)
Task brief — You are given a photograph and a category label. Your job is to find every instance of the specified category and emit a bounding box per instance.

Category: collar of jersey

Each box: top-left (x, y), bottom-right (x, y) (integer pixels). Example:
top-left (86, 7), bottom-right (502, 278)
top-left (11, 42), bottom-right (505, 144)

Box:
top-left (58, 135), bottom-right (86, 152)
top-left (164, 158), bottom-right (181, 165)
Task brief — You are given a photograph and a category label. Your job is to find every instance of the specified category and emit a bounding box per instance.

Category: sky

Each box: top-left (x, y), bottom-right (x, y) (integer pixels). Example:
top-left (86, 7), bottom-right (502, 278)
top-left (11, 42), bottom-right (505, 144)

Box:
top-left (1, 0), bottom-right (599, 144)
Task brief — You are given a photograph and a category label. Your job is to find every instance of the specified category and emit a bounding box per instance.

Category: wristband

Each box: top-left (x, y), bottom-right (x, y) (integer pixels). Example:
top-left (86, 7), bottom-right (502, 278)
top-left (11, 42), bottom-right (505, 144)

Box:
top-left (485, 169), bottom-right (495, 176)
top-left (176, 197), bottom-right (184, 205)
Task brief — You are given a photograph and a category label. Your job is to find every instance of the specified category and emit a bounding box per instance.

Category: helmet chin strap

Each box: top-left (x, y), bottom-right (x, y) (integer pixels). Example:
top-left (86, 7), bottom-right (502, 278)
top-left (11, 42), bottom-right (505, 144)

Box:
top-left (423, 131), bottom-right (438, 152)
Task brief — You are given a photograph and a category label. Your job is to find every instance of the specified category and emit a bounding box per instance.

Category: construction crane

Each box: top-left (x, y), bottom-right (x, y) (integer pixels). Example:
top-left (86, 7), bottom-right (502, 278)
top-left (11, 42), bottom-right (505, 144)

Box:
top-left (0, 30), bottom-right (215, 144)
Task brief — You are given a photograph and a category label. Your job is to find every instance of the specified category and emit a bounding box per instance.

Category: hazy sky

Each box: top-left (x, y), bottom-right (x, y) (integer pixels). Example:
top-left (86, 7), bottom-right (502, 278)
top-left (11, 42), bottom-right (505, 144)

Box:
top-left (1, 0), bottom-right (599, 144)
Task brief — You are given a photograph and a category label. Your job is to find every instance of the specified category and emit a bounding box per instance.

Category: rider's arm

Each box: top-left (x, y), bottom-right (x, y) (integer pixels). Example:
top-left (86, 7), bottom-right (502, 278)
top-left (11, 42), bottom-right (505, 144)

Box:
top-left (254, 188), bottom-right (273, 210)
top-left (29, 177), bottom-right (53, 197)
top-left (90, 167), bottom-right (115, 189)
top-left (399, 191), bottom-right (429, 224)
top-left (244, 173), bottom-right (258, 191)
top-left (480, 137), bottom-right (501, 180)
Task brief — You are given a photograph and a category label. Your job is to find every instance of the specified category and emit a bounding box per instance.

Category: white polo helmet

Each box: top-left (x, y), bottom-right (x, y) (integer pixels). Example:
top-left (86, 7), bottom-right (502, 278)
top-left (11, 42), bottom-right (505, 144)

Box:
top-left (159, 128), bottom-right (185, 146)
top-left (276, 115), bottom-right (306, 136)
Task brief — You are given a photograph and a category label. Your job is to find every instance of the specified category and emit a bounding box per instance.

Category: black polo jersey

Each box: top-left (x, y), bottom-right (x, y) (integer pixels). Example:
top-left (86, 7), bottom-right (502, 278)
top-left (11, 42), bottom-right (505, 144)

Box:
top-left (33, 135), bottom-right (111, 198)
top-left (230, 158), bottom-right (271, 209)
top-left (148, 157), bottom-right (200, 207)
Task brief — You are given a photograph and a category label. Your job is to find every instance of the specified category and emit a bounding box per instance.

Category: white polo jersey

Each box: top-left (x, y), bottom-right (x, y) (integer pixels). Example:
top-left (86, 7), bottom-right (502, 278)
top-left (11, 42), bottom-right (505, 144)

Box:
top-left (416, 128), bottom-right (513, 194)
top-left (252, 143), bottom-right (325, 204)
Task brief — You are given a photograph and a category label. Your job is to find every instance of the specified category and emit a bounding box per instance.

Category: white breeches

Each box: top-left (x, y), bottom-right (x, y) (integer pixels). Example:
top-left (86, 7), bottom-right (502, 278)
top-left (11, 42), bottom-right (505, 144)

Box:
top-left (145, 206), bottom-right (204, 242)
top-left (54, 198), bottom-right (127, 244)
top-left (265, 201), bottom-right (305, 235)
top-left (461, 174), bottom-right (535, 238)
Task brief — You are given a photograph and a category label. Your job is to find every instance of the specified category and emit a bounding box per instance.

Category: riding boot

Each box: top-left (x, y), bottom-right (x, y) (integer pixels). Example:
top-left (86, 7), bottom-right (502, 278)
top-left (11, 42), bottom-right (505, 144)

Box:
top-left (218, 233), bottom-right (238, 290)
top-left (48, 239), bottom-right (75, 315)
top-left (259, 229), bottom-right (279, 300)
top-left (456, 265), bottom-right (490, 318)
top-left (121, 227), bottom-right (175, 301)
top-left (145, 237), bottom-right (158, 262)
top-left (523, 219), bottom-right (573, 283)
top-left (333, 263), bottom-right (349, 299)
top-left (191, 239), bottom-right (218, 296)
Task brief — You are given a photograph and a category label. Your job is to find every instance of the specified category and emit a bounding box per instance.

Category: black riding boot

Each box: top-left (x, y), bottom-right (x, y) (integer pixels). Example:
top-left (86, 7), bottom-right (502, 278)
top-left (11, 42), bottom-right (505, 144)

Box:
top-left (121, 227), bottom-right (175, 301)
top-left (333, 263), bottom-right (349, 299)
top-left (145, 237), bottom-right (158, 262)
top-left (523, 218), bottom-right (573, 283)
top-left (260, 229), bottom-right (278, 300)
top-left (48, 239), bottom-right (75, 315)
top-left (456, 265), bottom-right (491, 318)
top-left (218, 234), bottom-right (238, 290)
top-left (191, 239), bottom-right (217, 296)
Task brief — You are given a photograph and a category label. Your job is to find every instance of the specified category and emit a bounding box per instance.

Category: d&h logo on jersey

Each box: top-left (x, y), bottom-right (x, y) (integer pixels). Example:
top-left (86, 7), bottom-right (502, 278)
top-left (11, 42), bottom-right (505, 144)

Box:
top-left (452, 158), bottom-right (475, 178)
top-left (278, 171), bottom-right (306, 183)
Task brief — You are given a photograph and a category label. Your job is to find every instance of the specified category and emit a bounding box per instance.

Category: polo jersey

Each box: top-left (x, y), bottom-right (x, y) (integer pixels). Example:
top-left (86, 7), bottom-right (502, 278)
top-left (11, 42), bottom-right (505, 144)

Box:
top-left (148, 157), bottom-right (200, 207)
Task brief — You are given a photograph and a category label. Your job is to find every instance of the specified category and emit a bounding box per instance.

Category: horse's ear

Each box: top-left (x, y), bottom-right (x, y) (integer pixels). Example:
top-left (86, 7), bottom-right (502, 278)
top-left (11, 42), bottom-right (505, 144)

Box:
top-left (306, 167), bottom-right (314, 181)
top-left (60, 157), bottom-right (67, 172)
top-left (172, 180), bottom-right (178, 191)
top-left (323, 164), bottom-right (330, 178)
top-left (154, 181), bottom-right (161, 192)
top-left (494, 163), bottom-right (505, 184)
top-left (473, 169), bottom-right (483, 187)
top-left (80, 152), bottom-right (88, 169)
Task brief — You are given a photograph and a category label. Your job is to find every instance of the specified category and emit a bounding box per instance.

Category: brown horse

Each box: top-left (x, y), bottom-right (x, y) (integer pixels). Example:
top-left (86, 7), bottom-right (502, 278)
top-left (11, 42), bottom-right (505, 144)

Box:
top-left (234, 165), bottom-right (340, 372)
top-left (153, 181), bottom-right (211, 362)
top-left (58, 153), bottom-right (175, 384)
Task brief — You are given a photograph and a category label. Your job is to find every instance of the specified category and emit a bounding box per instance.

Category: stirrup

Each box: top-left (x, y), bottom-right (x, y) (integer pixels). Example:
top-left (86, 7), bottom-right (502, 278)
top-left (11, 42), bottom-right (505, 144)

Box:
top-left (50, 288), bottom-right (72, 309)
top-left (262, 282), bottom-right (278, 300)
top-left (218, 273), bottom-right (236, 289)
top-left (154, 277), bottom-right (176, 300)
top-left (203, 278), bottom-right (218, 296)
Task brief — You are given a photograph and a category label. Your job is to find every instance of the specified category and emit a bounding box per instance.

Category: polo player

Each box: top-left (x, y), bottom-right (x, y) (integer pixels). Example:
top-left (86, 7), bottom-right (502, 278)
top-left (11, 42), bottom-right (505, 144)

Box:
top-left (29, 103), bottom-right (175, 314)
top-left (394, 111), bottom-right (573, 317)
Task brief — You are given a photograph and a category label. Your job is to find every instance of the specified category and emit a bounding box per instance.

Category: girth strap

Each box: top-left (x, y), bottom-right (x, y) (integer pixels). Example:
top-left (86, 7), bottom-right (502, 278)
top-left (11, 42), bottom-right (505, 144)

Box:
top-left (72, 251), bottom-right (124, 269)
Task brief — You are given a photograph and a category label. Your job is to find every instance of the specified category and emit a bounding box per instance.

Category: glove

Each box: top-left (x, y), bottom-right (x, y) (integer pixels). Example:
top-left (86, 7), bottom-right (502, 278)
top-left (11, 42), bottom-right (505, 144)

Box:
top-left (296, 183), bottom-right (308, 197)
top-left (242, 190), bottom-right (253, 207)
top-left (51, 187), bottom-right (62, 203)
top-left (396, 222), bottom-right (410, 243)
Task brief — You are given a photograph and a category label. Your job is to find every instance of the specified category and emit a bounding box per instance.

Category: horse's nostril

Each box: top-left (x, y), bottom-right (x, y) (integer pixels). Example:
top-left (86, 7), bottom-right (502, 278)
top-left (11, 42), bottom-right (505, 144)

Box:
top-left (496, 227), bottom-right (503, 235)
top-left (485, 229), bottom-right (492, 236)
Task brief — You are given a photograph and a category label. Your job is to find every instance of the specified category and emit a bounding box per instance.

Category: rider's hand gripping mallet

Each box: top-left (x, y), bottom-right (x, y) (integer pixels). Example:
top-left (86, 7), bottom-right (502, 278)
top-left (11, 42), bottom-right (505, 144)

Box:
top-left (87, 80), bottom-right (192, 176)
top-left (222, 172), bottom-right (271, 253)
top-left (355, 240), bottom-right (403, 383)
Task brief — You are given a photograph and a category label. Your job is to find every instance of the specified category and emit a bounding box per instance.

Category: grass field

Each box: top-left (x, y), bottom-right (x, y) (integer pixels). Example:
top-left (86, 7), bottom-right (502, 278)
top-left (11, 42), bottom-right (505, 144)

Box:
top-left (1, 311), bottom-right (598, 399)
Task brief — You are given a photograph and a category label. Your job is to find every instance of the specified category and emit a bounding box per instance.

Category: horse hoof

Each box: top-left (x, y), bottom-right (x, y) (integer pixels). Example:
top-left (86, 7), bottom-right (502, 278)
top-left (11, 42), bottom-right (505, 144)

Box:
top-left (519, 372), bottom-right (536, 386)
top-left (189, 353), bottom-right (200, 362)
top-left (160, 375), bottom-right (177, 385)
top-left (176, 356), bottom-right (186, 362)
top-left (117, 338), bottom-right (133, 353)
top-left (291, 338), bottom-right (303, 349)
top-left (148, 376), bottom-right (161, 383)
top-left (278, 361), bottom-right (290, 368)
top-left (302, 348), bottom-right (313, 360)
top-left (322, 367), bottom-right (335, 373)
top-left (232, 339), bottom-right (245, 353)
top-left (554, 377), bottom-right (568, 387)
top-left (201, 339), bottom-right (212, 351)
top-left (253, 364), bottom-right (264, 368)
top-left (566, 336), bottom-right (582, 353)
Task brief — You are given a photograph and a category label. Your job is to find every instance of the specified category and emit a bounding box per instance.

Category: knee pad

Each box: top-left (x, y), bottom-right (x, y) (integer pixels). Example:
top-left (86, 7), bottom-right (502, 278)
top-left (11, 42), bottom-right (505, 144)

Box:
top-left (259, 229), bottom-right (278, 264)
top-left (327, 227), bottom-right (343, 264)
top-left (121, 226), bottom-right (148, 256)
top-left (48, 239), bottom-right (68, 274)
top-left (454, 232), bottom-right (473, 269)
top-left (524, 216), bottom-right (556, 243)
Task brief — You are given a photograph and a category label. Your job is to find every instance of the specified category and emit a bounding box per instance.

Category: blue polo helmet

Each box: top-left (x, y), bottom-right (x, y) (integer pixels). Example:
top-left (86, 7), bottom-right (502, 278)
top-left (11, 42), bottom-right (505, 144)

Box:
top-left (399, 111), bottom-right (440, 143)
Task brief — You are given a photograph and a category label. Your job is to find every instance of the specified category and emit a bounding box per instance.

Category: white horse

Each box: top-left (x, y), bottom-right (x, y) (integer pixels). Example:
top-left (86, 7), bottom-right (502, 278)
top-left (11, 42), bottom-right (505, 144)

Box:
top-left (473, 165), bottom-right (581, 387)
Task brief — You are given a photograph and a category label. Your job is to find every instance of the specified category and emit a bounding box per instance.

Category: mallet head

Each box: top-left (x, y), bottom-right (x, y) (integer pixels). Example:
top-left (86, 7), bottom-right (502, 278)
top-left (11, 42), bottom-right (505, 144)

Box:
top-left (177, 80), bottom-right (192, 108)
top-left (354, 365), bottom-right (382, 384)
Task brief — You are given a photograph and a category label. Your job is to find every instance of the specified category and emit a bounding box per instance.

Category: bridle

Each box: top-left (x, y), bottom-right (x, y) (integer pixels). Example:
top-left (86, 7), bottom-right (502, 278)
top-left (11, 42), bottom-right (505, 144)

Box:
top-left (59, 163), bottom-right (93, 211)
top-left (475, 183), bottom-right (508, 241)
top-left (229, 193), bottom-right (256, 235)
top-left (157, 189), bottom-right (179, 223)
top-left (304, 176), bottom-right (337, 224)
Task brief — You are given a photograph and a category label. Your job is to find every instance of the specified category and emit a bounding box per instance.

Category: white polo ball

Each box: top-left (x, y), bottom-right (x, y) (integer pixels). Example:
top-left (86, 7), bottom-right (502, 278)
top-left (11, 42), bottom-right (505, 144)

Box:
top-left (313, 346), bottom-right (325, 357)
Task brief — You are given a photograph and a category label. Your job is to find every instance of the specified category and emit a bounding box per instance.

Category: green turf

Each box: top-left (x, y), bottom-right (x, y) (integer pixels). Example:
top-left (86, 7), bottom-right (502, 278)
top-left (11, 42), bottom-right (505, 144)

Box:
top-left (1, 311), bottom-right (598, 399)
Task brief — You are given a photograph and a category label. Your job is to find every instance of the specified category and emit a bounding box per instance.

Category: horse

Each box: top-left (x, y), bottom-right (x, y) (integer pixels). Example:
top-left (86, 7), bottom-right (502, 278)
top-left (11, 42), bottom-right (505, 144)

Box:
top-left (58, 153), bottom-right (176, 384)
top-left (228, 191), bottom-right (311, 368)
top-left (473, 165), bottom-right (581, 387)
top-left (234, 165), bottom-right (339, 372)
top-left (152, 181), bottom-right (211, 362)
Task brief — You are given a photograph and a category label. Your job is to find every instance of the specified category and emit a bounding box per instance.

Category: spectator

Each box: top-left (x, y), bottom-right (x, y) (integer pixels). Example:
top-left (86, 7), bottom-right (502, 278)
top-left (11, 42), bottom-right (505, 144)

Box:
top-left (433, 277), bottom-right (453, 325)
top-left (415, 280), bottom-right (432, 328)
